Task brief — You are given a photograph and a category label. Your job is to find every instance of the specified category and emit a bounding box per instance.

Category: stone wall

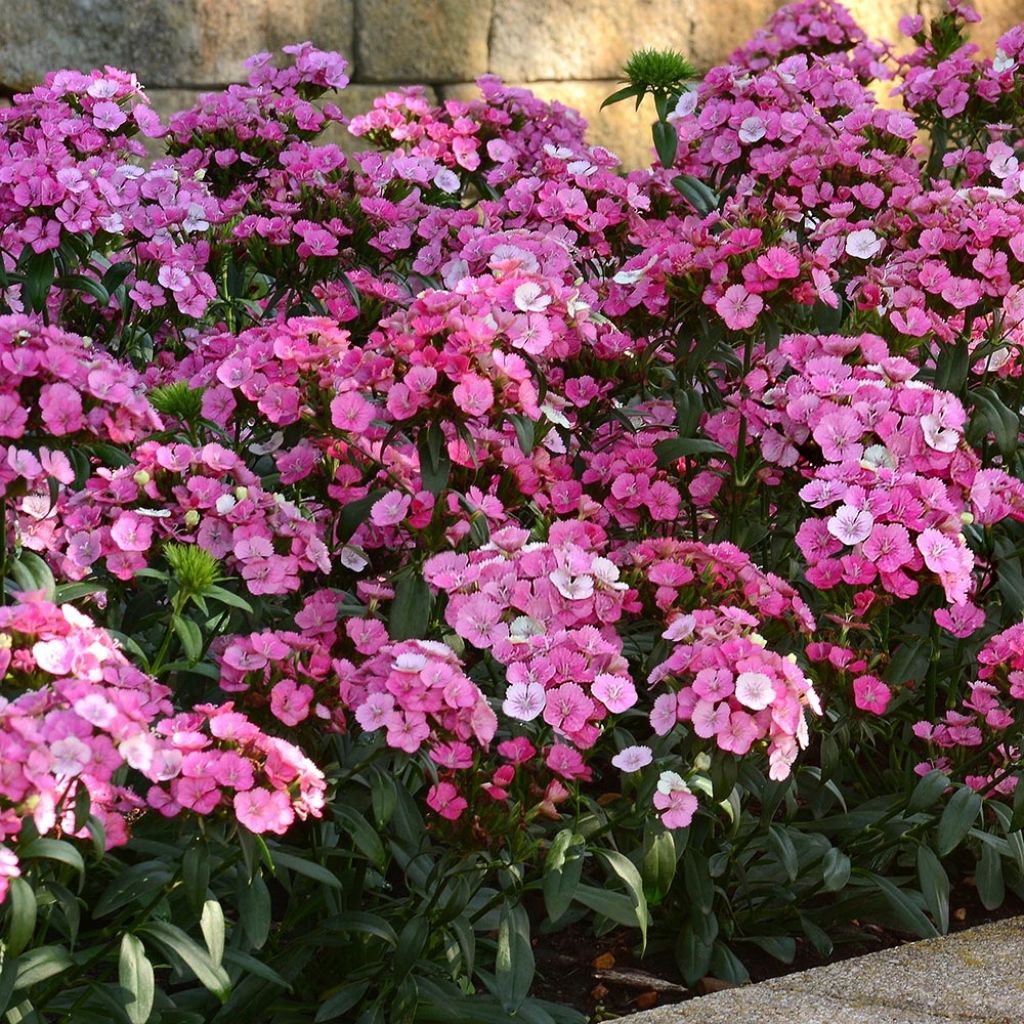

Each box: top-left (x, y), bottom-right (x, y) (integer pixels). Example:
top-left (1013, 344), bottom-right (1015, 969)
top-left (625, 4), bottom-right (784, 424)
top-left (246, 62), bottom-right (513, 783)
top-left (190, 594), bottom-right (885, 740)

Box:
top-left (2, 0), bottom-right (1023, 167)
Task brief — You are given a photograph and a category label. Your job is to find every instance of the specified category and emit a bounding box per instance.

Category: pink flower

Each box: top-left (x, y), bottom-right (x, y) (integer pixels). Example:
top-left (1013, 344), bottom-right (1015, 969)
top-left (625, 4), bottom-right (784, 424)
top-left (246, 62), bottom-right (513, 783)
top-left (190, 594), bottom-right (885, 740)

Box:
top-left (110, 512), bottom-right (153, 552)
top-left (370, 491), bottom-right (412, 528)
top-left (862, 524), bottom-right (914, 573)
top-left (452, 374), bottom-right (494, 416)
top-left (233, 787), bottom-right (295, 835)
top-left (756, 247), bottom-right (800, 280)
top-left (715, 285), bottom-right (763, 330)
top-left (426, 781), bottom-right (468, 821)
top-left (653, 771), bottom-right (697, 829)
top-left (717, 710), bottom-right (760, 755)
top-left (543, 683), bottom-right (595, 736)
top-left (691, 698), bottom-right (730, 738)
top-left (591, 673), bottom-right (638, 713)
top-left (330, 391), bottom-right (375, 433)
top-left (916, 529), bottom-right (963, 575)
top-left (269, 679), bottom-right (313, 726)
top-left (852, 675), bottom-right (892, 715)
top-left (546, 743), bottom-right (591, 780)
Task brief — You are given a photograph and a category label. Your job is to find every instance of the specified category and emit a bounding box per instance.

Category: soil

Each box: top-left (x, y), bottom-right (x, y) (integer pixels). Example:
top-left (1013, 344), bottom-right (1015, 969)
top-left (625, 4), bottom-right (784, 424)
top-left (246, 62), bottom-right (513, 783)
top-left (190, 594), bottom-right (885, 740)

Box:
top-left (530, 884), bottom-right (1024, 1022)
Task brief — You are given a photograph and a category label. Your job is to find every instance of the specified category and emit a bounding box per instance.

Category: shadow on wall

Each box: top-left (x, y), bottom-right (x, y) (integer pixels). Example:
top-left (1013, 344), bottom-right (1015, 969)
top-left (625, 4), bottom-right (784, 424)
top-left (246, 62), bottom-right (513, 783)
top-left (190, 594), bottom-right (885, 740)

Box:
top-left (1, 0), bottom-right (1023, 167)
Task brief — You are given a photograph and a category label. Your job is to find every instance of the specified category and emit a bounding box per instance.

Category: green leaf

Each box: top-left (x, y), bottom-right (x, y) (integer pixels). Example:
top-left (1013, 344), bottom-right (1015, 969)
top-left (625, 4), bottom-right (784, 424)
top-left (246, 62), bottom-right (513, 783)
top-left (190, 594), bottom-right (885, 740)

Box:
top-left (495, 903), bottom-right (534, 1014)
top-left (543, 830), bottom-right (585, 924)
top-left (182, 842), bottom-right (210, 917)
top-left (269, 850), bottom-right (343, 890)
top-left (768, 826), bottom-right (799, 884)
top-left (204, 585), bottom-right (254, 614)
top-left (95, 862), bottom-right (173, 917)
top-left (315, 982), bottom-right (370, 1022)
top-left (653, 436), bottom-right (728, 466)
top-left (671, 174), bottom-right (719, 215)
top-left (221, 950), bottom-right (293, 992)
top-left (595, 850), bottom-right (649, 949)
top-left (21, 838), bottom-right (85, 876)
top-left (172, 615), bottom-right (204, 663)
top-left (652, 120), bottom-right (678, 167)
top-left (574, 884), bottom-right (644, 930)
top-left (140, 920), bottom-right (231, 1001)
top-left (237, 874), bottom-right (272, 950)
top-left (6, 877), bottom-right (37, 957)
top-left (23, 250), bottom-right (55, 313)
top-left (908, 770), bottom-right (949, 813)
top-left (120, 933), bottom-right (155, 1024)
top-left (641, 828), bottom-right (676, 903)
top-left (201, 900), bottom-right (226, 968)
top-left (936, 787), bottom-right (982, 856)
top-left (675, 920), bottom-right (714, 985)
top-left (418, 424), bottom-right (451, 495)
top-left (821, 847), bottom-right (851, 893)
top-left (393, 916), bottom-right (429, 982)
top-left (970, 387), bottom-right (1019, 460)
top-left (916, 845), bottom-right (950, 934)
top-left (333, 805), bottom-right (386, 869)
top-left (389, 570), bottom-right (432, 641)
top-left (508, 414), bottom-right (536, 455)
top-left (8, 551), bottom-right (56, 601)
top-left (976, 842), bottom-right (1005, 911)
top-left (13, 945), bottom-right (73, 990)
top-left (744, 935), bottom-right (795, 964)
top-left (865, 873), bottom-right (938, 938)
top-left (54, 273), bottom-right (109, 305)
top-left (600, 84), bottom-right (642, 109)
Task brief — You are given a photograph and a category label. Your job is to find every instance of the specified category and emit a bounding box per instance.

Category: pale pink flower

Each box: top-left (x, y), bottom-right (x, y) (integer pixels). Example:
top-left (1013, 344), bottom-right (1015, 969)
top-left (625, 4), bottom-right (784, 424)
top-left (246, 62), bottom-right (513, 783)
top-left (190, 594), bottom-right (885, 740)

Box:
top-left (611, 745), bottom-right (653, 772)
top-left (827, 505), bottom-right (874, 546)
top-left (845, 229), bottom-right (882, 259)
top-left (591, 674), bottom-right (638, 713)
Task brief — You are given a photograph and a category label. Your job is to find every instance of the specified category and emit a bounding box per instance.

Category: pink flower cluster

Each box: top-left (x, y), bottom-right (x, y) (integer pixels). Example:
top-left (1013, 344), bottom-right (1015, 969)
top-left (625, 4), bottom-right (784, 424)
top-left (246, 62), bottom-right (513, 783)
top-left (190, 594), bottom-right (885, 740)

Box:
top-left (710, 331), bottom-right (1024, 608)
top-left (32, 441), bottom-right (330, 594)
top-left (0, 594), bottom-right (325, 902)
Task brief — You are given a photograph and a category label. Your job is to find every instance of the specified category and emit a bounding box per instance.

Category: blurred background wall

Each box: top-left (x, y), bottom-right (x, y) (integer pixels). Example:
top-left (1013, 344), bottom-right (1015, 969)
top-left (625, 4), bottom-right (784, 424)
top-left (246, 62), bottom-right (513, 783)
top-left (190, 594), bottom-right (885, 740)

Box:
top-left (2, 0), bottom-right (1023, 166)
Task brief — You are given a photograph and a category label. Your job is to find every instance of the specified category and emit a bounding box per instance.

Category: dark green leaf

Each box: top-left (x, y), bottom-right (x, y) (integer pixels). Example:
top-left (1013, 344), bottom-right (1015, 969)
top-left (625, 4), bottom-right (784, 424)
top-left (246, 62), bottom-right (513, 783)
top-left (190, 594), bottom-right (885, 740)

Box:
top-left (976, 842), bottom-right (1005, 911)
top-left (652, 120), bottom-right (678, 167)
top-left (543, 830), bottom-right (585, 924)
top-left (389, 570), bottom-right (431, 641)
top-left (936, 787), bottom-right (982, 856)
top-left (916, 845), bottom-right (949, 934)
top-left (495, 903), bottom-right (533, 1014)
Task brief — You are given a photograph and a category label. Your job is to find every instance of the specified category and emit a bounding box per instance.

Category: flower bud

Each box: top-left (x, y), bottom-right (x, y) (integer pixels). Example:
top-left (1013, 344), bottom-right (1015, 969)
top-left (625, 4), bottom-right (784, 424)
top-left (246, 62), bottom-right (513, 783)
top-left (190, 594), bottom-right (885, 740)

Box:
top-left (234, 486), bottom-right (249, 502)
top-left (133, 470), bottom-right (151, 486)
top-left (183, 509), bottom-right (201, 528)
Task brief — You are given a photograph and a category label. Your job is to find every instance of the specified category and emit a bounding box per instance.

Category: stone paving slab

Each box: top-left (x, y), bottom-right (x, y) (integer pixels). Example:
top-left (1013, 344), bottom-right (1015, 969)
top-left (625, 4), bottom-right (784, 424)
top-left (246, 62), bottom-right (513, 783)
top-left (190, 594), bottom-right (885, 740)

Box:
top-left (621, 917), bottom-right (1024, 1024)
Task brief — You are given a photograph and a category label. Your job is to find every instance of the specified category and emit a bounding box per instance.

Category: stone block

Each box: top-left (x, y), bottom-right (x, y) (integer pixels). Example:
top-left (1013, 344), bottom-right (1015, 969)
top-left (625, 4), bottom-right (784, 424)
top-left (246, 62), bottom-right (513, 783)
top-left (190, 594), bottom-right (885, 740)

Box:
top-left (0, 0), bottom-right (354, 90)
top-left (490, 0), bottom-right (695, 81)
top-left (355, 0), bottom-right (489, 81)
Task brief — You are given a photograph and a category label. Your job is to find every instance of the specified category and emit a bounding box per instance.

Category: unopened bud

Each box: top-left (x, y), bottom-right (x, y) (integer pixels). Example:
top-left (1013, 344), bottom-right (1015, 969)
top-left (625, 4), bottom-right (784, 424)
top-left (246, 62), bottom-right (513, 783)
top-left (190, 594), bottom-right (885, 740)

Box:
top-left (183, 509), bottom-right (201, 528)
top-left (133, 470), bottom-right (151, 486)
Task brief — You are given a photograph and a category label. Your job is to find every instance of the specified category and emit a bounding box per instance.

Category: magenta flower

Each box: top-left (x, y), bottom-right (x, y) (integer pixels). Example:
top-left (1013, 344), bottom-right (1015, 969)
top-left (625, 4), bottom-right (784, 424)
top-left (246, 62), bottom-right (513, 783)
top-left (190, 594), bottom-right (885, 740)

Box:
top-left (852, 675), bottom-right (892, 715)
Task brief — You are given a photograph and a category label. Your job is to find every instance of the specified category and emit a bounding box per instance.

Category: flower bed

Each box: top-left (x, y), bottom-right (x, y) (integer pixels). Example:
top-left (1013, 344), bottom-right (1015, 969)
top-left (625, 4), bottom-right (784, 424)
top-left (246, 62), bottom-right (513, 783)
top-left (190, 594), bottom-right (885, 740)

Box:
top-left (1, 2), bottom-right (1024, 1021)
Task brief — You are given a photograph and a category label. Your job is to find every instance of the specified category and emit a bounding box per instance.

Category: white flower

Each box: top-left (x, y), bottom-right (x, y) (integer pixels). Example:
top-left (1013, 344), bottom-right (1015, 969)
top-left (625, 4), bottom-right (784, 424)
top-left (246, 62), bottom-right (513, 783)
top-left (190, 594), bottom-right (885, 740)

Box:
top-left (50, 736), bottom-right (92, 777)
top-left (921, 413), bottom-right (959, 453)
top-left (845, 228), bottom-right (882, 259)
top-left (549, 569), bottom-right (594, 601)
top-left (667, 89), bottom-right (698, 124)
top-left (738, 116), bottom-right (766, 143)
top-left (662, 614), bottom-right (696, 641)
top-left (993, 49), bottom-right (1016, 73)
top-left (502, 681), bottom-right (546, 722)
top-left (215, 494), bottom-right (237, 515)
top-left (433, 169), bottom-right (461, 194)
top-left (656, 770), bottom-right (690, 795)
top-left (735, 671), bottom-right (777, 711)
top-left (513, 282), bottom-right (552, 313)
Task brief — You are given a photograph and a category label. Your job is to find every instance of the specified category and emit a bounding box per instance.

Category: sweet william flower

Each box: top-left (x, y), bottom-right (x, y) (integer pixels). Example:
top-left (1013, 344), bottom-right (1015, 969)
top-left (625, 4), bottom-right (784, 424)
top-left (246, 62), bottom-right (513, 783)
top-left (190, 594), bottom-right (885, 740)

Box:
top-left (845, 229), bottom-right (882, 259)
top-left (715, 284), bottom-right (764, 330)
top-left (611, 745), bottom-right (653, 772)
